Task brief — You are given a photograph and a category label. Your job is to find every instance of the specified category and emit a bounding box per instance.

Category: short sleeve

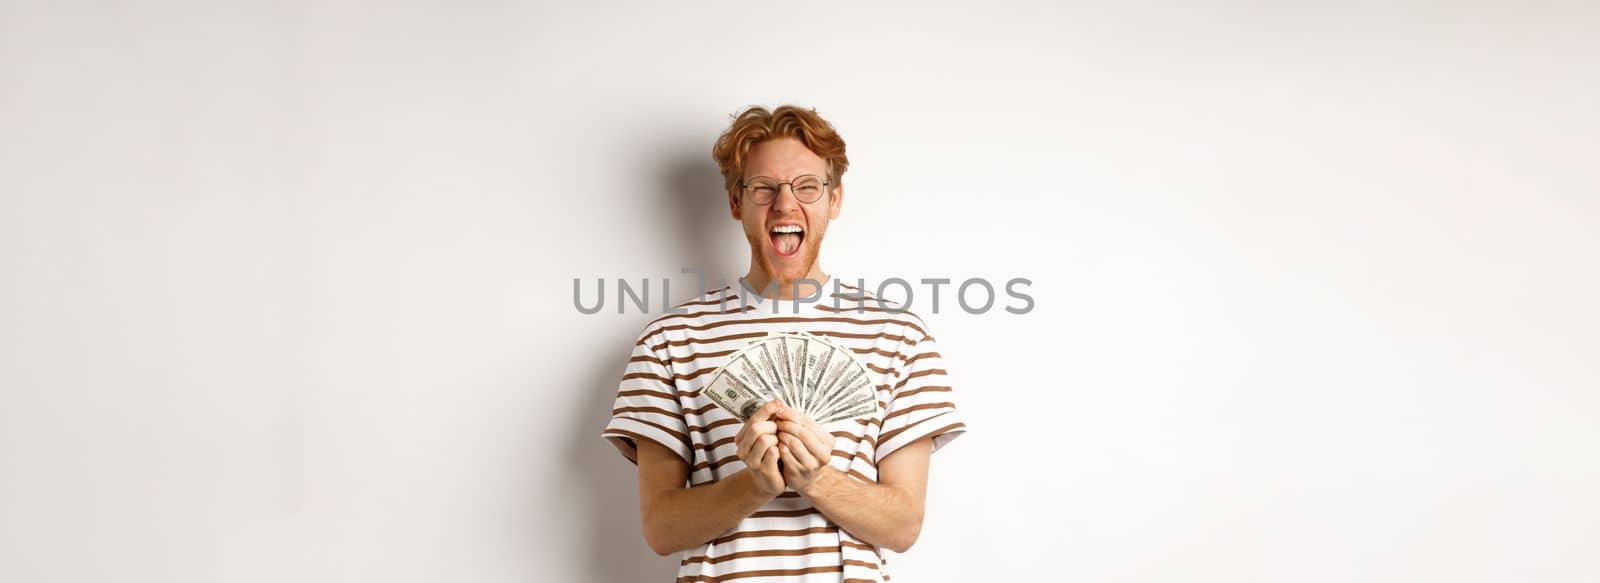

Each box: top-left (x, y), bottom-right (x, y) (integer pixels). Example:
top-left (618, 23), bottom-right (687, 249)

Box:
top-left (875, 326), bottom-right (967, 462)
top-left (601, 326), bottom-right (693, 465)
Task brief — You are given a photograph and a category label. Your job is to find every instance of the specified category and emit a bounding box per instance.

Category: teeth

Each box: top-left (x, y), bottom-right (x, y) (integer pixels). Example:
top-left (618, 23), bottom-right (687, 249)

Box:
top-left (771, 225), bottom-right (803, 234)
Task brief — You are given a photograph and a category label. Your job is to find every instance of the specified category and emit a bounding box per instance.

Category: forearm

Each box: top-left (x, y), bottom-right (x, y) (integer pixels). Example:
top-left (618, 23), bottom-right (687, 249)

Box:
top-left (642, 470), bottom-right (775, 555)
top-left (797, 468), bottom-right (924, 552)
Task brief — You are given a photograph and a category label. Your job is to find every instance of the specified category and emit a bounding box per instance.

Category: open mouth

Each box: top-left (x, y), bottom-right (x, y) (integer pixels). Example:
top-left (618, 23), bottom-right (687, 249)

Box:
top-left (768, 223), bottom-right (805, 258)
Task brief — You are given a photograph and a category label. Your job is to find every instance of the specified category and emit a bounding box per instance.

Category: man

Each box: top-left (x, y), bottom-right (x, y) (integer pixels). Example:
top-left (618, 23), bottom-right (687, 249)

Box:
top-left (602, 105), bottom-right (966, 582)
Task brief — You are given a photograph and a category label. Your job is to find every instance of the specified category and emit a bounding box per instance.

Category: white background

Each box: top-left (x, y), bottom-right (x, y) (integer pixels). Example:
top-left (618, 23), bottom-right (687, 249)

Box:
top-left (3, 1), bottom-right (1597, 581)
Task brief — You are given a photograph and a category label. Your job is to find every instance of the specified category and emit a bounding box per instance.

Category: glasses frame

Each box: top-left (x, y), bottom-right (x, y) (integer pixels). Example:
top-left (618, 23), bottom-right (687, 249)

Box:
top-left (738, 174), bottom-right (832, 205)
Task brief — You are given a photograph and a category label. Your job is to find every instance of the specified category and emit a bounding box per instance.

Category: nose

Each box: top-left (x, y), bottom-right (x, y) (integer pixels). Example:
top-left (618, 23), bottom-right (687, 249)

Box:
top-left (769, 183), bottom-right (803, 214)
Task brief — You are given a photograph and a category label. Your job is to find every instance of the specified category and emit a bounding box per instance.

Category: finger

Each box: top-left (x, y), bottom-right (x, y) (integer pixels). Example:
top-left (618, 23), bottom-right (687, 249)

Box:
top-left (778, 443), bottom-right (801, 474)
top-left (750, 420), bottom-right (777, 435)
top-left (775, 421), bottom-right (829, 459)
top-left (735, 425), bottom-right (756, 459)
top-left (747, 400), bottom-right (782, 424)
top-left (763, 443), bottom-right (782, 475)
top-left (780, 433), bottom-right (819, 468)
top-left (800, 422), bottom-right (838, 458)
top-left (772, 401), bottom-right (808, 423)
top-left (798, 423), bottom-right (833, 459)
top-left (768, 405), bottom-right (792, 422)
top-left (805, 416), bottom-right (829, 438)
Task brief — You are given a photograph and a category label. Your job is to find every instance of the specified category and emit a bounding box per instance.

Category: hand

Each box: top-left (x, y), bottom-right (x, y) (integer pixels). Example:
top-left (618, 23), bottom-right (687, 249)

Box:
top-left (772, 401), bottom-right (837, 494)
top-left (735, 400), bottom-right (785, 497)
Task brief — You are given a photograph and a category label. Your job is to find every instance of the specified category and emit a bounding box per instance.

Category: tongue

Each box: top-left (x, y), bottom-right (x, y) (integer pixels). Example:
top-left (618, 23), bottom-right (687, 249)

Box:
top-left (774, 233), bottom-right (802, 255)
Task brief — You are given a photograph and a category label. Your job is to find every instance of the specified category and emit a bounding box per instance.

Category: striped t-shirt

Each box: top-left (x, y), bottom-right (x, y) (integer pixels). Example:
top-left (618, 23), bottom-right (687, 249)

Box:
top-left (602, 279), bottom-right (967, 582)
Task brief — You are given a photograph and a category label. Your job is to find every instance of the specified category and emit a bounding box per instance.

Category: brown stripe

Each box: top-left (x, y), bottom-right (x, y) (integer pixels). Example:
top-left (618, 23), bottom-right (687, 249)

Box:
top-left (650, 330), bottom-right (768, 350)
top-left (854, 346), bottom-right (911, 365)
top-left (692, 452), bottom-right (740, 473)
top-left (629, 354), bottom-right (665, 365)
top-left (674, 296), bottom-right (736, 307)
top-left (895, 385), bottom-right (952, 400)
top-left (634, 365), bottom-right (720, 385)
top-left (833, 431), bottom-right (877, 447)
top-left (845, 468), bottom-right (876, 483)
top-left (904, 351), bottom-right (942, 367)
top-left (626, 417), bottom-right (692, 447)
top-left (651, 329), bottom-right (918, 351)
top-left (677, 565), bottom-right (844, 583)
top-left (893, 368), bottom-right (947, 391)
top-left (883, 401), bottom-right (955, 423)
top-left (612, 405), bottom-right (679, 417)
top-left (832, 449), bottom-right (874, 465)
top-left (696, 435), bottom-right (737, 452)
top-left (807, 329), bottom-right (917, 346)
top-left (840, 540), bottom-right (877, 552)
top-left (708, 525), bottom-right (836, 545)
top-left (654, 315), bottom-right (928, 339)
top-left (622, 371), bottom-right (674, 385)
top-left (687, 417), bottom-right (740, 434)
top-left (675, 366), bottom-right (718, 381)
top-left (816, 303), bottom-right (899, 313)
top-left (616, 388), bottom-right (676, 401)
top-left (658, 348), bottom-right (739, 365)
top-left (668, 287), bottom-right (735, 307)
top-left (648, 303), bottom-right (757, 325)
top-left (686, 401), bottom-right (722, 415)
top-left (880, 420), bottom-right (966, 448)
top-left (680, 545), bottom-right (838, 566)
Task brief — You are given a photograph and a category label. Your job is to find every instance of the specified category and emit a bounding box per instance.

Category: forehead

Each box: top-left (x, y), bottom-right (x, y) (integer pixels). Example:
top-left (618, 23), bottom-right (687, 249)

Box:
top-left (743, 137), bottom-right (827, 179)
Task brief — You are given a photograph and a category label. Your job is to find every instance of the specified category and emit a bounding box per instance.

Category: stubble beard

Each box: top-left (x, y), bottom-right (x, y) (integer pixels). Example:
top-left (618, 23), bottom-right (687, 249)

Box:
top-left (746, 227), bottom-right (824, 295)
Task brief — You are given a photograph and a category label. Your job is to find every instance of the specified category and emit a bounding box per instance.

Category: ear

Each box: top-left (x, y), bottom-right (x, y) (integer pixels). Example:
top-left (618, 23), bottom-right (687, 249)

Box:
top-left (728, 187), bottom-right (742, 221)
top-left (827, 183), bottom-right (843, 220)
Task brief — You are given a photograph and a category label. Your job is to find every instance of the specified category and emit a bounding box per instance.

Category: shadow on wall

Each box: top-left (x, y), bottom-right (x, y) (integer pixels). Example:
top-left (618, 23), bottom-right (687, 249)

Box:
top-left (561, 135), bottom-right (739, 580)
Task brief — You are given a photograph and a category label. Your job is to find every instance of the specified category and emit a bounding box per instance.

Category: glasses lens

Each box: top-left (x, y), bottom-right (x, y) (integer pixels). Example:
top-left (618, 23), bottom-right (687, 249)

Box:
top-left (745, 178), bottom-right (779, 204)
top-left (792, 175), bottom-right (825, 203)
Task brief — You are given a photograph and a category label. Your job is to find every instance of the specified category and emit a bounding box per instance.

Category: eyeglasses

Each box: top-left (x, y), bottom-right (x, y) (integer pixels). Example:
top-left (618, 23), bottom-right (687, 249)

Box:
top-left (738, 174), bottom-right (831, 205)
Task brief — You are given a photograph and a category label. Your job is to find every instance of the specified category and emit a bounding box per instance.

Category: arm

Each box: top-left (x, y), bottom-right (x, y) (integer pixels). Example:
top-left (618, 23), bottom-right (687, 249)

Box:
top-left (634, 401), bottom-right (789, 556)
top-left (774, 404), bottom-right (934, 553)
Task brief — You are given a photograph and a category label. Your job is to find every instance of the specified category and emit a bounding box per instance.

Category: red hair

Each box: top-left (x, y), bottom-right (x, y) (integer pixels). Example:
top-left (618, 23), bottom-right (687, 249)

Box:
top-left (711, 105), bottom-right (849, 193)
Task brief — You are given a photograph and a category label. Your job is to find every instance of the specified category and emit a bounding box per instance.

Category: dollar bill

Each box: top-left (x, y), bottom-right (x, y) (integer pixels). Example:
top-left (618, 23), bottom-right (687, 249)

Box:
top-left (818, 401), bottom-right (878, 425)
top-left (702, 332), bottom-right (879, 424)
top-left (810, 355), bottom-right (854, 415)
top-left (816, 377), bottom-right (877, 422)
top-left (703, 369), bottom-right (766, 420)
top-left (768, 336), bottom-right (791, 406)
top-left (755, 341), bottom-right (790, 407)
top-left (729, 354), bottom-right (778, 401)
top-left (813, 365), bottom-right (866, 419)
top-left (802, 334), bottom-right (837, 412)
top-left (786, 335), bottom-right (809, 412)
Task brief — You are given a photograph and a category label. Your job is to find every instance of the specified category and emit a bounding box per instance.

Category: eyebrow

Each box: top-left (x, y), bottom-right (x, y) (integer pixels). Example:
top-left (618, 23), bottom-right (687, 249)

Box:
top-left (742, 171), bottom-right (826, 180)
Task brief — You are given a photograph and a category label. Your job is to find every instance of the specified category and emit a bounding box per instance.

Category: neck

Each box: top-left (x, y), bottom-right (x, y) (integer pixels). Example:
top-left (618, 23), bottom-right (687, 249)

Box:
top-left (743, 264), bottom-right (830, 300)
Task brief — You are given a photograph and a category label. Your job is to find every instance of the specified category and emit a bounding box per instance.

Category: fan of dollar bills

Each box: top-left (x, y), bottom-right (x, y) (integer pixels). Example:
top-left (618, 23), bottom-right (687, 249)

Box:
top-left (703, 331), bottom-right (879, 424)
